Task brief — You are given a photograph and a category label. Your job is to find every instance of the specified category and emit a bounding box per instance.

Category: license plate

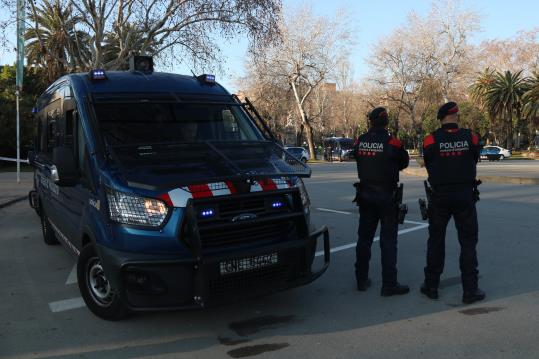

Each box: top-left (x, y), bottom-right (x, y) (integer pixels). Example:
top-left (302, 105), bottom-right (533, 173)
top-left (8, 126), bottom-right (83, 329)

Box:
top-left (219, 253), bottom-right (278, 275)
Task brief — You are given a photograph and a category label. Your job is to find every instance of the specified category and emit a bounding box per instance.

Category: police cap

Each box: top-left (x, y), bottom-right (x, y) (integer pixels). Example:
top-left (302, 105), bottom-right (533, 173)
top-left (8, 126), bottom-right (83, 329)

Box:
top-left (437, 101), bottom-right (459, 120)
top-left (369, 107), bottom-right (389, 127)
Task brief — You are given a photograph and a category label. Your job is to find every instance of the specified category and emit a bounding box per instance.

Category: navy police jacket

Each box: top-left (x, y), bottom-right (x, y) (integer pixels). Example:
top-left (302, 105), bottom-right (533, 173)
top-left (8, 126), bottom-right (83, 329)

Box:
top-left (423, 123), bottom-right (480, 187)
top-left (353, 127), bottom-right (409, 186)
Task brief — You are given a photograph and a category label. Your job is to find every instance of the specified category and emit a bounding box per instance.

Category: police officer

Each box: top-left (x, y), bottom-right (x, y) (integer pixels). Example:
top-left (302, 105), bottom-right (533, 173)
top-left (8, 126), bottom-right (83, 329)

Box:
top-left (354, 107), bottom-right (410, 296)
top-left (421, 101), bottom-right (485, 304)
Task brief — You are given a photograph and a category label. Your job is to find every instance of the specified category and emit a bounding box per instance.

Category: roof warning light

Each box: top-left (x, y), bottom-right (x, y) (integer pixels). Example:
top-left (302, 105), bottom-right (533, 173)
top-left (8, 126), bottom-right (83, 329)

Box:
top-left (197, 74), bottom-right (216, 84)
top-left (89, 69), bottom-right (107, 80)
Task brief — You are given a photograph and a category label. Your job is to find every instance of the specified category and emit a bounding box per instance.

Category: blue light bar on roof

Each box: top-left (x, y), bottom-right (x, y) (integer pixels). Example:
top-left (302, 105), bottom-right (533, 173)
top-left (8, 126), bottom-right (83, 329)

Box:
top-left (197, 74), bottom-right (216, 84)
top-left (89, 69), bottom-right (107, 80)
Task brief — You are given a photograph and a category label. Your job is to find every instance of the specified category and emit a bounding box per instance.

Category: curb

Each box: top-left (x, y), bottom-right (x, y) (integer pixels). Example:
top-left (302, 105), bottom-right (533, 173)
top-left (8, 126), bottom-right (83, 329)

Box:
top-left (0, 196), bottom-right (27, 210)
top-left (403, 168), bottom-right (539, 185)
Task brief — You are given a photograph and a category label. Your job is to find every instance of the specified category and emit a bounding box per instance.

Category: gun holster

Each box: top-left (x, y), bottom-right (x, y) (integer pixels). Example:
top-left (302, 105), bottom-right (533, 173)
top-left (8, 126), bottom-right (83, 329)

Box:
top-left (419, 180), bottom-right (433, 221)
top-left (395, 183), bottom-right (407, 224)
top-left (397, 203), bottom-right (408, 224)
top-left (352, 182), bottom-right (361, 207)
top-left (419, 198), bottom-right (428, 221)
top-left (473, 179), bottom-right (482, 203)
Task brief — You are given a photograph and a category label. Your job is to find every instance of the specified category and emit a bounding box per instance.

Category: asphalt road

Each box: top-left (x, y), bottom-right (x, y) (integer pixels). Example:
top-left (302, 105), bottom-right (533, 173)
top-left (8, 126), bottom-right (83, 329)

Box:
top-left (1, 162), bottom-right (539, 359)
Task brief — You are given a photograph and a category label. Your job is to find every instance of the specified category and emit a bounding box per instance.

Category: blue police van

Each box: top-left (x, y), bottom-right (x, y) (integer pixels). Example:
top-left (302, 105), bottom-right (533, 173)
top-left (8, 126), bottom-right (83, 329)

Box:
top-left (28, 56), bottom-right (330, 320)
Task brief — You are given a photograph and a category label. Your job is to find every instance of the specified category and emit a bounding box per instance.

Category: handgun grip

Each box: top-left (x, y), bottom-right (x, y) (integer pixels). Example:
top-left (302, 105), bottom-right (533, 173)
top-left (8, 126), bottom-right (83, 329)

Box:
top-left (418, 198), bottom-right (428, 221)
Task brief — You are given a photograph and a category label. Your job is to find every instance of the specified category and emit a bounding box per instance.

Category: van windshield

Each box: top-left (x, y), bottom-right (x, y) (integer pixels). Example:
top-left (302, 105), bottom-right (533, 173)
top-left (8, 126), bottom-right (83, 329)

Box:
top-left (93, 102), bottom-right (263, 146)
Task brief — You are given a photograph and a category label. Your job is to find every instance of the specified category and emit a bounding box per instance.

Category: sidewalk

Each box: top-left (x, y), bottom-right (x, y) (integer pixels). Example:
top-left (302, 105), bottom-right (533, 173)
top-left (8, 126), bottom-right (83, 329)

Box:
top-left (404, 159), bottom-right (539, 185)
top-left (0, 172), bottom-right (33, 208)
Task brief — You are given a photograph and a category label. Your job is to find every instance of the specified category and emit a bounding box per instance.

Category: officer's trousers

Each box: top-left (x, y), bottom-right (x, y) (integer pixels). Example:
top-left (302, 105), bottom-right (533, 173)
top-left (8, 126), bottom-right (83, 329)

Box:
top-left (355, 189), bottom-right (398, 287)
top-left (424, 187), bottom-right (479, 292)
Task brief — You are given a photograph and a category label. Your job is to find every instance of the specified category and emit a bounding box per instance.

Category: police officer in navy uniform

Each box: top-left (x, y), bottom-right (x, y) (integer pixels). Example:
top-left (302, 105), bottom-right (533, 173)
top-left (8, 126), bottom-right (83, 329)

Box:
top-left (353, 107), bottom-right (410, 296)
top-left (421, 102), bottom-right (486, 304)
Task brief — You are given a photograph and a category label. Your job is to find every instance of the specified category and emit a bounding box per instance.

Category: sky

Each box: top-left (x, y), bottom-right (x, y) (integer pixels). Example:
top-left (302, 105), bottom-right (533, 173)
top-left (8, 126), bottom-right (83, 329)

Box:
top-left (1, 0), bottom-right (538, 92)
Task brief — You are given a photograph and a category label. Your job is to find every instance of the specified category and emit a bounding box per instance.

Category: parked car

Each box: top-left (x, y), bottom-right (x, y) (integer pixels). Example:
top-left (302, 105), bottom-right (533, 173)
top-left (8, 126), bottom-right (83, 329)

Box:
top-left (480, 146), bottom-right (511, 161)
top-left (323, 137), bottom-right (355, 162)
top-left (27, 56), bottom-right (330, 320)
top-left (284, 146), bottom-right (310, 163)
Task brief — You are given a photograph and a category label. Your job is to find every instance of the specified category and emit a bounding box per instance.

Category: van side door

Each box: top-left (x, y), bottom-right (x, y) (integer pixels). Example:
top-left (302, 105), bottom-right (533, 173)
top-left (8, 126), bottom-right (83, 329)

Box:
top-left (34, 89), bottom-right (63, 231)
top-left (53, 85), bottom-right (89, 254)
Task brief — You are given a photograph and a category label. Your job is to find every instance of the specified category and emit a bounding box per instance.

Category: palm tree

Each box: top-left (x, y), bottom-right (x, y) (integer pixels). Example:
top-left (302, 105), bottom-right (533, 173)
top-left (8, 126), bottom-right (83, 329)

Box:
top-left (469, 68), bottom-right (495, 107)
top-left (469, 68), bottom-right (497, 142)
top-left (472, 70), bottom-right (528, 150)
top-left (522, 72), bottom-right (539, 148)
top-left (25, 0), bottom-right (91, 81)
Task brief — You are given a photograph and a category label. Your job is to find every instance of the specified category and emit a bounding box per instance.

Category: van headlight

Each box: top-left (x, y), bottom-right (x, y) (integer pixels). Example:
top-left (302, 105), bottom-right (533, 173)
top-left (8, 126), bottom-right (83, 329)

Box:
top-left (106, 189), bottom-right (169, 227)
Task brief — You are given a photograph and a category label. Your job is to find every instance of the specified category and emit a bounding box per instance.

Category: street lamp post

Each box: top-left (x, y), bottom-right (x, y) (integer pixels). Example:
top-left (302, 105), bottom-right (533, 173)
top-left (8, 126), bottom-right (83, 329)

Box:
top-left (16, 88), bottom-right (20, 183)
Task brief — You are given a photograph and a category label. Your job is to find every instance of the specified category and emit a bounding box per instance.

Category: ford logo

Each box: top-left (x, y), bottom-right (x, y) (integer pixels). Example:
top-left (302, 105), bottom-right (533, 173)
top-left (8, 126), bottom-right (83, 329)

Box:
top-left (231, 213), bottom-right (257, 222)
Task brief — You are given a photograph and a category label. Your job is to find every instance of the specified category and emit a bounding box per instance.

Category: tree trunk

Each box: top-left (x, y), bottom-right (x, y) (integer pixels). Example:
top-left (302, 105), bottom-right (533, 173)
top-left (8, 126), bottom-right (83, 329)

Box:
top-left (304, 122), bottom-right (316, 160)
top-left (290, 81), bottom-right (317, 159)
top-left (506, 116), bottom-right (513, 150)
top-left (529, 118), bottom-right (536, 150)
top-left (296, 124), bottom-right (304, 147)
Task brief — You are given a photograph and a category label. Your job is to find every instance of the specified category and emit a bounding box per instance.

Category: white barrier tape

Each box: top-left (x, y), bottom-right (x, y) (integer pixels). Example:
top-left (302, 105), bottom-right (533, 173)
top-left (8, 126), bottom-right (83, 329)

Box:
top-left (0, 156), bottom-right (29, 164)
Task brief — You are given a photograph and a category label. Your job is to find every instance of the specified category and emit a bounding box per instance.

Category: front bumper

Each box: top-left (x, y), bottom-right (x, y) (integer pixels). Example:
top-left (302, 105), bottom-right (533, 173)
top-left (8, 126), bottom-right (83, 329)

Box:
top-left (96, 226), bottom-right (330, 311)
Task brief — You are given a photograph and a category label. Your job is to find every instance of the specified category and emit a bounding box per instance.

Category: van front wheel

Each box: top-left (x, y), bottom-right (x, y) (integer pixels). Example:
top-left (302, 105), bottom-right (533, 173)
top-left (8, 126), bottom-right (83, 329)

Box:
top-left (77, 245), bottom-right (129, 321)
top-left (40, 209), bottom-right (59, 245)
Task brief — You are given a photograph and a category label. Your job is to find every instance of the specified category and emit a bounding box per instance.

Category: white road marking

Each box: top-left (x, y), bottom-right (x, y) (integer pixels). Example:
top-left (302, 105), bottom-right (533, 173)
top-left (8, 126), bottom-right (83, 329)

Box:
top-left (316, 207), bottom-right (427, 226)
top-left (316, 207), bottom-right (353, 215)
top-left (65, 264), bottom-right (77, 285)
top-left (402, 219), bottom-right (427, 225)
top-left (315, 223), bottom-right (429, 257)
top-left (49, 297), bottom-right (85, 313)
top-left (314, 207), bottom-right (429, 257)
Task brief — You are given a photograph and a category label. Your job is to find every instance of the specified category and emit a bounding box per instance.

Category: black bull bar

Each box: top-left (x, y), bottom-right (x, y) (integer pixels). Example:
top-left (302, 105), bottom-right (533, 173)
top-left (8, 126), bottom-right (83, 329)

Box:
top-left (100, 225), bottom-right (331, 311)
top-left (190, 225), bottom-right (331, 308)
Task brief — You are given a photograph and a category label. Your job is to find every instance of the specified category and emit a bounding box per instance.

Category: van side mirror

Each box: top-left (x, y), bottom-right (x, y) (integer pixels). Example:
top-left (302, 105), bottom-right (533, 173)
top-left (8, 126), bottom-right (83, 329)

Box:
top-left (52, 146), bottom-right (79, 186)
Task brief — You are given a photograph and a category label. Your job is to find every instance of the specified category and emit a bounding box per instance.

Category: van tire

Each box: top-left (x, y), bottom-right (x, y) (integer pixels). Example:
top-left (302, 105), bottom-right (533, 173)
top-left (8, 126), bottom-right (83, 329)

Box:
top-left (40, 209), bottom-right (59, 245)
top-left (77, 244), bottom-right (130, 321)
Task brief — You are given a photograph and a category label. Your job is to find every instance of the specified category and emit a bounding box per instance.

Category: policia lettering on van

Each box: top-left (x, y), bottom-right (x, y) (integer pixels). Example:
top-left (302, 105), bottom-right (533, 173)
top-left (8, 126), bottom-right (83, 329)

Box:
top-left (28, 56), bottom-right (330, 320)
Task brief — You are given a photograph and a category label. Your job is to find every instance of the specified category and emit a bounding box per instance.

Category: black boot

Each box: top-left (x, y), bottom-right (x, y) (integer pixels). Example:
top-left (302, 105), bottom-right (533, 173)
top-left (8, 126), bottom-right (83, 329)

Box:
top-left (420, 282), bottom-right (439, 300)
top-left (381, 283), bottom-right (410, 297)
top-left (462, 289), bottom-right (486, 304)
top-left (357, 278), bottom-right (372, 291)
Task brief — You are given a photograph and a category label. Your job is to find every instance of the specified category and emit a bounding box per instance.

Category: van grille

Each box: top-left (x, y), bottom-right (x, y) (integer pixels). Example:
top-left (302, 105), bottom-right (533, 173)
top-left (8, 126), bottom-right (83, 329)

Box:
top-left (199, 220), bottom-right (295, 248)
top-left (190, 192), bottom-right (301, 249)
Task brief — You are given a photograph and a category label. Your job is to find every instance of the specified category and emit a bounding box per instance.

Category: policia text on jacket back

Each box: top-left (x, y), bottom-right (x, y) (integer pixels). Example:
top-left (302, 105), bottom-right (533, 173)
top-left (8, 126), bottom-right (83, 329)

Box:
top-left (353, 107), bottom-right (410, 296)
top-left (420, 101), bottom-right (486, 305)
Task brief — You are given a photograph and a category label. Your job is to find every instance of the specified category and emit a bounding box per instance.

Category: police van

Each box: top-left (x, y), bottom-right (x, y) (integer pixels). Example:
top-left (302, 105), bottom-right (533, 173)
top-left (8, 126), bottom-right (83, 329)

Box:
top-left (28, 56), bottom-right (330, 320)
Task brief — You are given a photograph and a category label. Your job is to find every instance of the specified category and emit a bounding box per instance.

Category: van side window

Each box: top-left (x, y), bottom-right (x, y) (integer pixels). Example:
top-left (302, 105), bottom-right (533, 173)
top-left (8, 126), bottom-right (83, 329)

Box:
top-left (46, 111), bottom-right (58, 154)
top-left (36, 118), bottom-right (42, 152)
top-left (65, 110), bottom-right (75, 147)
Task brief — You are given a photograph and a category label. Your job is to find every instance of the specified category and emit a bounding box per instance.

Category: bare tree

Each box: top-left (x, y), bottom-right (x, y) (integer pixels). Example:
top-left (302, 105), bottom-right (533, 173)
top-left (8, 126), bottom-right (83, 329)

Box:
top-left (2, 0), bottom-right (282, 73)
top-left (368, 24), bottom-right (438, 146)
top-left (366, 0), bottom-right (479, 146)
top-left (246, 5), bottom-right (352, 158)
top-left (427, 0), bottom-right (480, 101)
top-left (476, 29), bottom-right (539, 75)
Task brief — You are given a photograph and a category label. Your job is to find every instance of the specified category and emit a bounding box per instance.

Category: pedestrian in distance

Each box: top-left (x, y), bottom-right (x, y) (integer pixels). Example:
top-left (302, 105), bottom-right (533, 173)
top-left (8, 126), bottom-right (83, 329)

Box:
top-left (353, 107), bottom-right (410, 296)
top-left (420, 101), bottom-right (486, 304)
